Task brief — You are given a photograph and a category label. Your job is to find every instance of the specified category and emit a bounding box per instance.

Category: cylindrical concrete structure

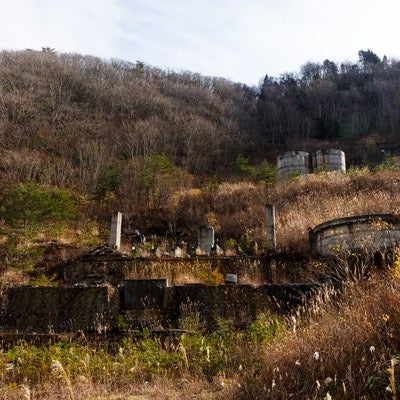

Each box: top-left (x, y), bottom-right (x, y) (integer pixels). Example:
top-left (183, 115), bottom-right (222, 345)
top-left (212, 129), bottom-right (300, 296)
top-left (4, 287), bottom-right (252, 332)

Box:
top-left (310, 149), bottom-right (346, 173)
top-left (309, 214), bottom-right (400, 255)
top-left (277, 151), bottom-right (310, 179)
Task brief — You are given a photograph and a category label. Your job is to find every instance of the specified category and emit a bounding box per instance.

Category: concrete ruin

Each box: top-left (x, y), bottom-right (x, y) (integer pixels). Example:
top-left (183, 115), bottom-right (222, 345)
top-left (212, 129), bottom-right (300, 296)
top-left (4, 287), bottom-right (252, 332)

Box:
top-left (277, 149), bottom-right (346, 179)
top-left (109, 211), bottom-right (122, 249)
top-left (197, 226), bottom-right (215, 255)
top-left (277, 151), bottom-right (310, 178)
top-left (266, 204), bottom-right (277, 251)
top-left (0, 247), bottom-right (324, 335)
top-left (9, 209), bottom-right (400, 336)
top-left (1, 286), bottom-right (119, 333)
top-left (309, 214), bottom-right (400, 256)
top-left (0, 278), bottom-right (321, 333)
top-left (61, 248), bottom-right (271, 285)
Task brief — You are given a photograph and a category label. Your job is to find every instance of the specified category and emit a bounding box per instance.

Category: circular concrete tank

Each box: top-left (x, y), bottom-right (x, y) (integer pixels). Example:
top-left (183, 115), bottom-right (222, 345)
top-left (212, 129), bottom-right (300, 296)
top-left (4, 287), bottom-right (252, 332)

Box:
top-left (309, 214), bottom-right (400, 255)
top-left (310, 149), bottom-right (346, 173)
top-left (277, 151), bottom-right (310, 179)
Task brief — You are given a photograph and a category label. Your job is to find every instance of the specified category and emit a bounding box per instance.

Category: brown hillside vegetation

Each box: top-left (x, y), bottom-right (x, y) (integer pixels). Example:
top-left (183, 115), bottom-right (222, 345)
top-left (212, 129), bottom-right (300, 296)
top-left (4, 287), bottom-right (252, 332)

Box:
top-left (2, 49), bottom-right (400, 234)
top-left (0, 49), bottom-right (258, 191)
top-left (0, 49), bottom-right (265, 233)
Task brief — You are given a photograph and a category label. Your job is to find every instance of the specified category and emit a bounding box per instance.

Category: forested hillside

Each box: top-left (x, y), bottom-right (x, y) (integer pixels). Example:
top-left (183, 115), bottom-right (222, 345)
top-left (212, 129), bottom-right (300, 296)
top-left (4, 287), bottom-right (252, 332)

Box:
top-left (0, 49), bottom-right (258, 189)
top-left (258, 49), bottom-right (400, 162)
top-left (0, 48), bottom-right (400, 233)
top-left (1, 49), bottom-right (399, 185)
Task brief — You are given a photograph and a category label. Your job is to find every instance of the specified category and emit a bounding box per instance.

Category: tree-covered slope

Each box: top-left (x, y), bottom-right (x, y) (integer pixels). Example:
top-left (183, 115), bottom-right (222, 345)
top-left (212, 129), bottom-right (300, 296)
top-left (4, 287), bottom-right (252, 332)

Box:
top-left (0, 49), bottom-right (259, 194)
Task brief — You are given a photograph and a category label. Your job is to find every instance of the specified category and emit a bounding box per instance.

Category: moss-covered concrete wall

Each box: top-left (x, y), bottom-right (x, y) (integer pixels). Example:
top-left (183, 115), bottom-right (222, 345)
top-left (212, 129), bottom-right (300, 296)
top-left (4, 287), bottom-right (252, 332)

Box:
top-left (168, 283), bottom-right (320, 329)
top-left (0, 281), bottom-right (322, 333)
top-left (1, 286), bottom-right (119, 333)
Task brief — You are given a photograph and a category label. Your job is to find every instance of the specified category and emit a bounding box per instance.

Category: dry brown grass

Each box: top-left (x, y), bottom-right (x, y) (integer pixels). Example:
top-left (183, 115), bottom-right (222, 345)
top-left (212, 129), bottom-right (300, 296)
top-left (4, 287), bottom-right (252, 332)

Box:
top-left (0, 269), bottom-right (28, 300)
top-left (0, 269), bottom-right (27, 286)
top-left (271, 169), bottom-right (400, 251)
top-left (173, 168), bottom-right (400, 252)
top-left (0, 377), bottom-right (228, 400)
top-left (235, 275), bottom-right (400, 399)
top-left (230, 169), bottom-right (399, 251)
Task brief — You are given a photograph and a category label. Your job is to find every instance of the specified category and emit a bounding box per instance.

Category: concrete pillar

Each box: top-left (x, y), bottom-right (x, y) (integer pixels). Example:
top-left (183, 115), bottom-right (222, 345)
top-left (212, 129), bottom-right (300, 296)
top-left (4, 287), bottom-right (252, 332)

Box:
top-left (266, 204), bottom-right (276, 251)
top-left (198, 226), bottom-right (215, 255)
top-left (109, 211), bottom-right (122, 249)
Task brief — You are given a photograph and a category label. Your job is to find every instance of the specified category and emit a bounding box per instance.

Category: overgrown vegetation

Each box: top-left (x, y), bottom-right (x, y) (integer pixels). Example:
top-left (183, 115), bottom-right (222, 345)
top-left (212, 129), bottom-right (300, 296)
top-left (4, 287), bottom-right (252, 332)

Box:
top-left (0, 165), bottom-right (399, 398)
top-left (1, 162), bottom-right (400, 275)
top-left (238, 276), bottom-right (400, 399)
top-left (0, 311), bottom-right (283, 399)
top-left (2, 48), bottom-right (400, 398)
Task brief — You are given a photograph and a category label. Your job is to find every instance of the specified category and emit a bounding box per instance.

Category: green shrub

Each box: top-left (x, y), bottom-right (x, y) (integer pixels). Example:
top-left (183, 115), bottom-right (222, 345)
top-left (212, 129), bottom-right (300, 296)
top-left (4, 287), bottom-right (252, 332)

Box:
top-left (0, 183), bottom-right (77, 229)
top-left (234, 155), bottom-right (254, 178)
top-left (234, 155), bottom-right (277, 184)
top-left (254, 160), bottom-right (277, 183)
top-left (246, 312), bottom-right (283, 345)
top-left (179, 332), bottom-right (230, 379)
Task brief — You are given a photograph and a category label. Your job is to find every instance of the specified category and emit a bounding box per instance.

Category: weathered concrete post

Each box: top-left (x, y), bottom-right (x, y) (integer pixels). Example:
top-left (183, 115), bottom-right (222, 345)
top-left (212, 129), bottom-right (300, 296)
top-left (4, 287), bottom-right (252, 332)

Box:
top-left (198, 226), bottom-right (215, 255)
top-left (109, 211), bottom-right (122, 249)
top-left (266, 204), bottom-right (276, 251)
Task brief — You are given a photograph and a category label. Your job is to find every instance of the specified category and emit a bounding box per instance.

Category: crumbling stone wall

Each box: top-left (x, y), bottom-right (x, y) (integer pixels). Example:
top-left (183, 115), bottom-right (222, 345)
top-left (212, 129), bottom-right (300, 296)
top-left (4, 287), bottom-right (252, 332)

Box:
top-left (1, 247), bottom-right (325, 334)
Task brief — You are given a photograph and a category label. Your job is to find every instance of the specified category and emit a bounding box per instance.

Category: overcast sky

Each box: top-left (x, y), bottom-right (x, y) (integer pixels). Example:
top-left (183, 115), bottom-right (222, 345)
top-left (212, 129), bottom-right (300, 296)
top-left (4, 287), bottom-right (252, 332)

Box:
top-left (0, 0), bottom-right (398, 86)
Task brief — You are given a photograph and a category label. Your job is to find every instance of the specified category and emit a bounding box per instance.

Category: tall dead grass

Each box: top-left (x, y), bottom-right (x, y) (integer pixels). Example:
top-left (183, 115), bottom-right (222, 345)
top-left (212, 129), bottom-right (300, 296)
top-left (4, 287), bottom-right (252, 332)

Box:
top-left (236, 275), bottom-right (400, 399)
top-left (272, 169), bottom-right (400, 251)
top-left (0, 376), bottom-right (225, 400)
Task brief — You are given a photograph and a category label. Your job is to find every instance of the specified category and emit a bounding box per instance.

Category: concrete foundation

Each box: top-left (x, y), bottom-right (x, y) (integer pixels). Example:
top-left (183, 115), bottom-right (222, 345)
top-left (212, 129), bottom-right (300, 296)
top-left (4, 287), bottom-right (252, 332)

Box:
top-left (0, 248), bottom-right (327, 334)
top-left (62, 253), bottom-right (271, 286)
